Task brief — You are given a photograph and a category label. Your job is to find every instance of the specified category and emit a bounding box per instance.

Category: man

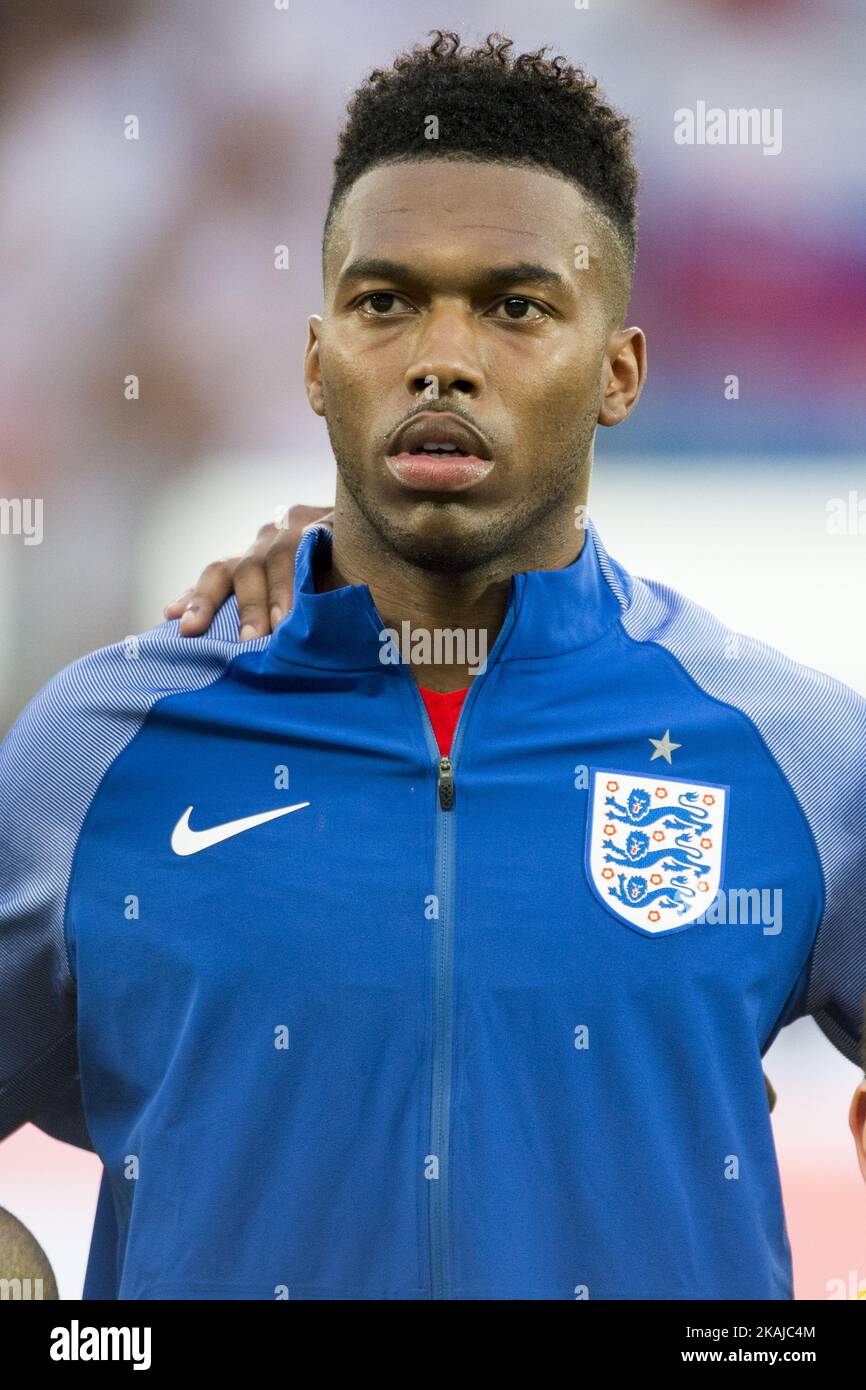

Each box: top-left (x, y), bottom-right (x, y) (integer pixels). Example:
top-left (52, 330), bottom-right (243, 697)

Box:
top-left (1, 31), bottom-right (864, 1300)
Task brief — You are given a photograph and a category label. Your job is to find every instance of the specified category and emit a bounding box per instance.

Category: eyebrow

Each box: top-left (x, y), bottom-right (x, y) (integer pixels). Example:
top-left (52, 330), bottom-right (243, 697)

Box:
top-left (339, 257), bottom-right (572, 296)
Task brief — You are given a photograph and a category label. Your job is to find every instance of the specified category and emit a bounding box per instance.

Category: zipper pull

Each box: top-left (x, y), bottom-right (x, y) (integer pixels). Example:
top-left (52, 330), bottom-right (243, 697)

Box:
top-left (437, 756), bottom-right (455, 811)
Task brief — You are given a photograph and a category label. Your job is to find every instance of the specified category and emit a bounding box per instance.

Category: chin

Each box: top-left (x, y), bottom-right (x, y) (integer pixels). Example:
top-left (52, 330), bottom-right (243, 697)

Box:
top-left (379, 506), bottom-right (509, 574)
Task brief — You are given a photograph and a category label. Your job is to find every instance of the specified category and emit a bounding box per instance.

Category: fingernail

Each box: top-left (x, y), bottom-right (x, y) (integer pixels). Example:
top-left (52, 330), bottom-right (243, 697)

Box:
top-left (179, 605), bottom-right (199, 630)
top-left (270, 605), bottom-right (283, 628)
top-left (239, 623), bottom-right (257, 642)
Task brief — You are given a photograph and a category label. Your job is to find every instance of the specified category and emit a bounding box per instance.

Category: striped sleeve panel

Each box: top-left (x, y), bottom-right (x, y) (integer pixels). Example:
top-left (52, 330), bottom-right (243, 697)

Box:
top-left (596, 537), bottom-right (866, 1067)
top-left (0, 599), bottom-right (267, 1148)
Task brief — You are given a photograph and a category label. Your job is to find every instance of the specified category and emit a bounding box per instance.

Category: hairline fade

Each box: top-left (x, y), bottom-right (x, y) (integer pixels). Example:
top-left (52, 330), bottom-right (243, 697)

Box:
top-left (320, 31), bottom-right (639, 323)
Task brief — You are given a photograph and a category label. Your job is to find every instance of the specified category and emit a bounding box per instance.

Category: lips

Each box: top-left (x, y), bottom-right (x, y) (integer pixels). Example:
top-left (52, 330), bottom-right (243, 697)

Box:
top-left (387, 412), bottom-right (493, 461)
top-left (385, 412), bottom-right (495, 493)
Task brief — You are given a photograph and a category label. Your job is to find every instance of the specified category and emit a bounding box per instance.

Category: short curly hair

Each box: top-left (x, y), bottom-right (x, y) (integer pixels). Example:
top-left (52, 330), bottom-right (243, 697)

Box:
top-left (323, 30), bottom-right (639, 304)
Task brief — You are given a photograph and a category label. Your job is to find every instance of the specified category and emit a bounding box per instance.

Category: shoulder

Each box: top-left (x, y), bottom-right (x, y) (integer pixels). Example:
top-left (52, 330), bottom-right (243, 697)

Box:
top-left (603, 559), bottom-right (866, 1054)
top-left (594, 540), bottom-right (864, 873)
top-left (614, 567), bottom-right (866, 774)
top-left (0, 599), bottom-right (269, 826)
top-left (612, 567), bottom-right (865, 997)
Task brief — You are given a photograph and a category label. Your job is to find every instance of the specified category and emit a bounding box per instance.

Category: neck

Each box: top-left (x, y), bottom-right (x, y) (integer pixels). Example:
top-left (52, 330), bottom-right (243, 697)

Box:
top-left (317, 482), bottom-right (587, 692)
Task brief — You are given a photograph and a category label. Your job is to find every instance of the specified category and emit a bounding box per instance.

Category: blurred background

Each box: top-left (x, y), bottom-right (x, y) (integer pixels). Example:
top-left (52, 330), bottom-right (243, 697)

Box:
top-left (0, 0), bottom-right (864, 1298)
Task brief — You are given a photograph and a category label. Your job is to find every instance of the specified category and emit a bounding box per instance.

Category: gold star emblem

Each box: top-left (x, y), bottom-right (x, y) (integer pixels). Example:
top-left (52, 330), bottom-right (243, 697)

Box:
top-left (649, 729), bottom-right (681, 764)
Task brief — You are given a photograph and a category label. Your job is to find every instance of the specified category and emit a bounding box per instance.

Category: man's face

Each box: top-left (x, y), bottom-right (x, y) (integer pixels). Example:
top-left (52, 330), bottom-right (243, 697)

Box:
top-left (305, 158), bottom-right (641, 573)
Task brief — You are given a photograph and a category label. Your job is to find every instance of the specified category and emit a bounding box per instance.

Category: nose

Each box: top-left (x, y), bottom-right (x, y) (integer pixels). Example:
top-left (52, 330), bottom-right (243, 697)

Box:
top-left (402, 304), bottom-right (485, 401)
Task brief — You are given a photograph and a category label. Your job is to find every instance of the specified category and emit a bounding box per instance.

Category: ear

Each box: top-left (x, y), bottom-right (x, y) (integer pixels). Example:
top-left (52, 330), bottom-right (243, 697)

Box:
top-left (304, 315), bottom-right (325, 418)
top-left (598, 326), bottom-right (647, 427)
top-left (848, 1079), bottom-right (866, 1185)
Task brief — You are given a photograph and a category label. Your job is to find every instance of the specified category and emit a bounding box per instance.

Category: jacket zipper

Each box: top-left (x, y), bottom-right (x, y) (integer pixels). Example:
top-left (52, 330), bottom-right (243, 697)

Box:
top-left (402, 595), bottom-right (519, 1300)
top-left (437, 756), bottom-right (455, 810)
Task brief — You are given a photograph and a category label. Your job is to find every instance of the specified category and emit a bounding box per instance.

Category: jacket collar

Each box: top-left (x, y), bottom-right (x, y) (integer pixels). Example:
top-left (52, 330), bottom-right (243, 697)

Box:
top-left (261, 517), bottom-right (629, 673)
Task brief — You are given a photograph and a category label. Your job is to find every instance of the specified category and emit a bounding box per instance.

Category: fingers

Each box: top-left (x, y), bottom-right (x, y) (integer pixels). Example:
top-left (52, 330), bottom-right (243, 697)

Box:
top-left (288, 504), bottom-right (335, 534)
top-left (251, 521), bottom-right (280, 552)
top-left (263, 538), bottom-right (296, 631)
top-left (165, 505), bottom-right (335, 640)
top-left (163, 589), bottom-right (194, 619)
top-left (233, 553), bottom-right (272, 642)
top-left (265, 505), bottom-right (335, 629)
top-left (163, 558), bottom-right (241, 636)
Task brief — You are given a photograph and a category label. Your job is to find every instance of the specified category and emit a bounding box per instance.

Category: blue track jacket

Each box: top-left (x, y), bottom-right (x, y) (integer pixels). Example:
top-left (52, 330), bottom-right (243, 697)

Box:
top-left (1, 520), bottom-right (864, 1299)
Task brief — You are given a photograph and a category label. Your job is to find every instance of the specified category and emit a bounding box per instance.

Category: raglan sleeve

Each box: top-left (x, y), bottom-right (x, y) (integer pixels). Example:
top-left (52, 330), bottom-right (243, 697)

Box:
top-left (0, 670), bottom-right (95, 1150)
top-left (797, 682), bottom-right (866, 1066)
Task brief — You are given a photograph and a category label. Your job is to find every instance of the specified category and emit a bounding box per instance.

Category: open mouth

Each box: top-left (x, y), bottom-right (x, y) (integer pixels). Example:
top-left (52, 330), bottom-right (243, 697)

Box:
top-left (412, 443), bottom-right (470, 456)
top-left (384, 412), bottom-right (495, 491)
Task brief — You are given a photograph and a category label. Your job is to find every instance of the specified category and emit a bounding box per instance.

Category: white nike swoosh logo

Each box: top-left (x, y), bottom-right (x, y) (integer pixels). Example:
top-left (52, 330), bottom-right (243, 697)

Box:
top-left (170, 802), bottom-right (310, 856)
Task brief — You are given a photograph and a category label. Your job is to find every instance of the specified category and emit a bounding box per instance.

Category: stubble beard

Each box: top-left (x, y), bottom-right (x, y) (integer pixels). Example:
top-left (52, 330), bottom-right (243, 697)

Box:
top-left (324, 405), bottom-right (597, 578)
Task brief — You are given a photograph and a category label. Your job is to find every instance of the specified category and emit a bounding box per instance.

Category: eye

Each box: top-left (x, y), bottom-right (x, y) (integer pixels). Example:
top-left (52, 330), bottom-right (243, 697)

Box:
top-left (489, 296), bottom-right (550, 322)
top-left (356, 291), bottom-right (414, 317)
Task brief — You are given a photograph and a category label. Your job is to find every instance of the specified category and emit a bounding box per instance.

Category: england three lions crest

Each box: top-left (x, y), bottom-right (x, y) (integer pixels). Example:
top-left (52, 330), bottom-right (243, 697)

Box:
top-left (586, 771), bottom-right (729, 936)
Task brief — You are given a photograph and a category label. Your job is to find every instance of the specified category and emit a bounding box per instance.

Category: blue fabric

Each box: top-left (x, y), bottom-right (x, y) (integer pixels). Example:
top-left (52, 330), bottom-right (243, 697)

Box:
top-left (82, 1168), bottom-right (120, 1299)
top-left (2, 520), bottom-right (864, 1299)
